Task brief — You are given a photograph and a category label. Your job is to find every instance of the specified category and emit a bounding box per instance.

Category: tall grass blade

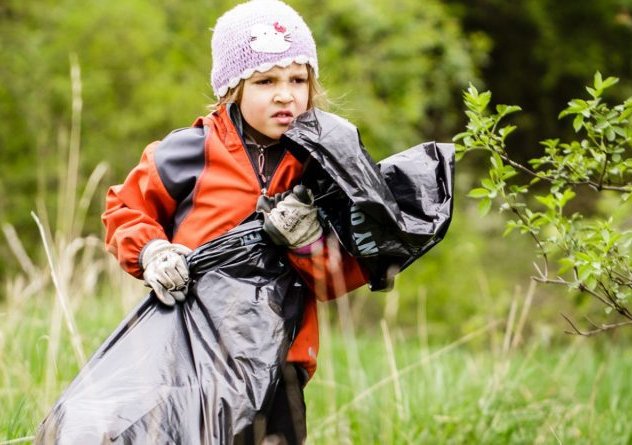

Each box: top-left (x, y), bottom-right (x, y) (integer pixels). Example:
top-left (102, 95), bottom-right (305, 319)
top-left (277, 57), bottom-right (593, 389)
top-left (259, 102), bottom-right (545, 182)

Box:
top-left (0, 436), bottom-right (36, 445)
top-left (32, 212), bottom-right (85, 367)
top-left (510, 279), bottom-right (536, 349)
top-left (57, 53), bottom-right (82, 241)
top-left (380, 319), bottom-right (406, 421)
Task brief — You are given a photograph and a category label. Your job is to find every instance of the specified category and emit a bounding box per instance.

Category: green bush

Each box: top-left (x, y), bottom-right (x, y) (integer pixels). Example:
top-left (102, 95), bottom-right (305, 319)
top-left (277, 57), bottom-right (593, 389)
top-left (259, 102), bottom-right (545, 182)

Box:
top-left (456, 73), bottom-right (632, 335)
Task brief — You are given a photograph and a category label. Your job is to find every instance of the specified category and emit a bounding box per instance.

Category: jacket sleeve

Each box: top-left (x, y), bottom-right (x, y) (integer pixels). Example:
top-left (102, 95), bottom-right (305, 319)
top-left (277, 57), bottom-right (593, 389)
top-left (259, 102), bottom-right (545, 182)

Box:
top-left (102, 141), bottom-right (178, 278)
top-left (287, 234), bottom-right (368, 301)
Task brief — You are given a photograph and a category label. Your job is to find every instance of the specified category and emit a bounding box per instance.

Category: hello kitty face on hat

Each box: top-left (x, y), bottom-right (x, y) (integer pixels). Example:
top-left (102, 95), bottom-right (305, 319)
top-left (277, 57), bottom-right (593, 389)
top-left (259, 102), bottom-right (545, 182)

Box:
top-left (249, 22), bottom-right (292, 53)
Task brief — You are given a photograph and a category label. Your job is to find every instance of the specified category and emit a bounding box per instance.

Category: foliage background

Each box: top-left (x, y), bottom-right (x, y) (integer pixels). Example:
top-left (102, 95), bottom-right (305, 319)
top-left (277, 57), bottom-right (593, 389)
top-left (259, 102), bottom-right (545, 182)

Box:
top-left (3, 0), bottom-right (631, 326)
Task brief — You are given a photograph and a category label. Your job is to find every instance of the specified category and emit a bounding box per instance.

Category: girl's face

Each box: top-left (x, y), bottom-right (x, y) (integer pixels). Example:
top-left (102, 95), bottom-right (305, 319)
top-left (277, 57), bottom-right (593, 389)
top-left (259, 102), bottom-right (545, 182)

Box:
top-left (239, 63), bottom-right (310, 141)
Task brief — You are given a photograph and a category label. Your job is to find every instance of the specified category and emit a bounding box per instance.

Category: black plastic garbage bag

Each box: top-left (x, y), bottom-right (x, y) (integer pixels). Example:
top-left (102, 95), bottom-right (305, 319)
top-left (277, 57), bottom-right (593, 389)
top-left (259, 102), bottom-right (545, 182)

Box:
top-left (282, 109), bottom-right (454, 291)
top-left (36, 109), bottom-right (454, 444)
top-left (36, 220), bottom-right (306, 444)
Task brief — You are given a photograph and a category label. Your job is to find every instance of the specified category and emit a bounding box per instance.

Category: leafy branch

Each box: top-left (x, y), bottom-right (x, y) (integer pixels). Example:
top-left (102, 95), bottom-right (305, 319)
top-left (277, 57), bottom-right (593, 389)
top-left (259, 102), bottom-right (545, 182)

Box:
top-left (455, 72), bottom-right (632, 335)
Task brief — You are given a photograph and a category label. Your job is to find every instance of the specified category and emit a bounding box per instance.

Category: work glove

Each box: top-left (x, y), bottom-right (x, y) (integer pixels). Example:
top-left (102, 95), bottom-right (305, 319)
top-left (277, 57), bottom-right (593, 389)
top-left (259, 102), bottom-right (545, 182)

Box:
top-left (141, 239), bottom-right (192, 306)
top-left (256, 185), bottom-right (323, 249)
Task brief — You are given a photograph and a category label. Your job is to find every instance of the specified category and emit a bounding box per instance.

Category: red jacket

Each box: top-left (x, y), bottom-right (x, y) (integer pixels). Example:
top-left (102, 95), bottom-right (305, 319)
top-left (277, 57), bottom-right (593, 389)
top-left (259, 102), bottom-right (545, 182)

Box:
top-left (102, 104), bottom-right (367, 378)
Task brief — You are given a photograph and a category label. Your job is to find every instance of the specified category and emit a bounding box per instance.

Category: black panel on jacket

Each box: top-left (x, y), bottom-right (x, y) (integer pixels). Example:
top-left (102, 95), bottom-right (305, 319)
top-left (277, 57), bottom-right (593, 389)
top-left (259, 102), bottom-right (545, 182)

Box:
top-left (154, 126), bottom-right (206, 237)
top-left (154, 127), bottom-right (206, 203)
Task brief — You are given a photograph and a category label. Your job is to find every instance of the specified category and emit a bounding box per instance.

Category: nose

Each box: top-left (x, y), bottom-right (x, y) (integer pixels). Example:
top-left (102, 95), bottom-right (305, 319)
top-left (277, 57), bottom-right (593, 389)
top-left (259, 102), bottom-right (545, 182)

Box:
top-left (274, 84), bottom-right (294, 103)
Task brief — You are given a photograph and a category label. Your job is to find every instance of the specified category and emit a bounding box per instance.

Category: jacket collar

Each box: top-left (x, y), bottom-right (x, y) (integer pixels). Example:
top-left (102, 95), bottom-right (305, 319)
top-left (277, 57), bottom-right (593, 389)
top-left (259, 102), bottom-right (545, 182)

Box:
top-left (194, 103), bottom-right (280, 152)
top-left (227, 102), bottom-right (279, 149)
top-left (226, 102), bottom-right (245, 137)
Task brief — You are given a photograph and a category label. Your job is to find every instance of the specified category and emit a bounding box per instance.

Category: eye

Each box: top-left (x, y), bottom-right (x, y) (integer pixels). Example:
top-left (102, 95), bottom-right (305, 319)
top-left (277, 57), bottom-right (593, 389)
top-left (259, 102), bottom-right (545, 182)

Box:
top-left (291, 77), bottom-right (308, 84)
top-left (254, 78), bottom-right (272, 85)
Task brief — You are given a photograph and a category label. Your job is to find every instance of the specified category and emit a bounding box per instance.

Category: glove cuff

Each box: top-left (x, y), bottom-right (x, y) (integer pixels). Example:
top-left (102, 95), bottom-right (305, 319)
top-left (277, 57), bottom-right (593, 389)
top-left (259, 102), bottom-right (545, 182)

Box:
top-left (139, 239), bottom-right (171, 270)
top-left (140, 239), bottom-right (192, 270)
top-left (291, 234), bottom-right (325, 255)
top-left (292, 224), bottom-right (323, 249)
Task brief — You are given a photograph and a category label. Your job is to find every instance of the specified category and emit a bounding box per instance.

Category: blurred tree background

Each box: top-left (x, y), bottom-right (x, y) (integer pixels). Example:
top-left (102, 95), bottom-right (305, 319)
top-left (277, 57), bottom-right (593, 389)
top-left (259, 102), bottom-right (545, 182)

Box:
top-left (1, 0), bottom-right (631, 337)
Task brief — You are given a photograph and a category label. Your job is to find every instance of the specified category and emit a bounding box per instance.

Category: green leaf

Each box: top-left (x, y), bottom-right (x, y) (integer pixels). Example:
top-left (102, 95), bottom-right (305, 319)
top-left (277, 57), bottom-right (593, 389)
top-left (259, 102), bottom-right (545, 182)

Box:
top-left (576, 252), bottom-right (592, 263)
top-left (558, 257), bottom-right (575, 275)
top-left (496, 104), bottom-right (522, 117)
top-left (605, 127), bottom-right (616, 141)
top-left (560, 100), bottom-right (588, 118)
top-left (584, 276), bottom-right (598, 291)
top-left (577, 264), bottom-right (592, 281)
top-left (601, 75), bottom-right (619, 90)
top-left (467, 188), bottom-right (490, 198)
top-left (501, 165), bottom-right (517, 180)
top-left (620, 105), bottom-right (632, 121)
top-left (489, 152), bottom-right (500, 168)
top-left (466, 83), bottom-right (479, 97)
top-left (559, 189), bottom-right (576, 207)
top-left (481, 178), bottom-right (495, 190)
top-left (475, 91), bottom-right (492, 113)
top-left (535, 195), bottom-right (555, 210)
top-left (529, 177), bottom-right (542, 186)
top-left (586, 86), bottom-right (598, 98)
top-left (594, 71), bottom-right (603, 90)
top-left (499, 125), bottom-right (517, 140)
top-left (453, 131), bottom-right (470, 142)
top-left (573, 114), bottom-right (584, 132)
top-left (478, 197), bottom-right (492, 216)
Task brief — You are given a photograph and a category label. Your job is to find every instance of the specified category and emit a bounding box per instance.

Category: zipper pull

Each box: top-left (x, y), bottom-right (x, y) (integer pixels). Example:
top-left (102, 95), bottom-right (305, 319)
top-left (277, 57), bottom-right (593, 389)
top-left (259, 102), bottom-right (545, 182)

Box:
top-left (257, 145), bottom-right (267, 190)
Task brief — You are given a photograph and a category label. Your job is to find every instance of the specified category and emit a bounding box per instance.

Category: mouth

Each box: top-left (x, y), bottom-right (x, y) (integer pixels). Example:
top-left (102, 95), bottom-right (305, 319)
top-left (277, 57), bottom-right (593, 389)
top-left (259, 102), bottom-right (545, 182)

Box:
top-left (271, 110), bottom-right (294, 125)
top-left (272, 110), bottom-right (294, 118)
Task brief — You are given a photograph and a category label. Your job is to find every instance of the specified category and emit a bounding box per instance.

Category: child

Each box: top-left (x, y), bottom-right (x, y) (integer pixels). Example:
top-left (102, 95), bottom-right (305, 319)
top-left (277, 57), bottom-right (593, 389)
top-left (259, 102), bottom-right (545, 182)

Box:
top-left (102, 0), bottom-right (368, 443)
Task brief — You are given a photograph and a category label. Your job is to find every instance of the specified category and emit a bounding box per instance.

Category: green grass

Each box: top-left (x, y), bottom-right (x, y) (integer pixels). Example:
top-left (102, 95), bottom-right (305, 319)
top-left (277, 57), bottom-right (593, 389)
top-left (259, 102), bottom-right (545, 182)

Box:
top-left (5, 58), bottom-right (631, 445)
top-left (307, 320), bottom-right (632, 444)
top-left (2, 290), bottom-right (632, 445)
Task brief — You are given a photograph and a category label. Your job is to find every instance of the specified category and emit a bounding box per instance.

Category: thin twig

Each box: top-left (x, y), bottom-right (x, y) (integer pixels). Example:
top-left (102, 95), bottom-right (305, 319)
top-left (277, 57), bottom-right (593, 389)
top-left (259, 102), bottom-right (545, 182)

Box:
top-left (507, 203), bottom-right (547, 256)
top-left (597, 153), bottom-right (609, 190)
top-left (561, 313), bottom-right (632, 336)
top-left (584, 316), bottom-right (601, 330)
top-left (495, 150), bottom-right (632, 192)
top-left (598, 280), bottom-right (632, 319)
top-left (561, 313), bottom-right (584, 335)
top-left (534, 274), bottom-right (618, 311)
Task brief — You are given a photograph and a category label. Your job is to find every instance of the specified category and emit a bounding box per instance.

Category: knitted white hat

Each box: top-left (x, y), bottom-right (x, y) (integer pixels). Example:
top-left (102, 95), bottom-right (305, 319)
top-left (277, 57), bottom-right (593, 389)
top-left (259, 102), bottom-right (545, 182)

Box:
top-left (211, 0), bottom-right (319, 98)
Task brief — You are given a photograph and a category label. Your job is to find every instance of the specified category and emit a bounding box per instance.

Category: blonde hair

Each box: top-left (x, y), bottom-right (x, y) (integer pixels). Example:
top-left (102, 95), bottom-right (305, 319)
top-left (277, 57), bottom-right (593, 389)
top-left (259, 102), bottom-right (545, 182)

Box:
top-left (210, 65), bottom-right (327, 111)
